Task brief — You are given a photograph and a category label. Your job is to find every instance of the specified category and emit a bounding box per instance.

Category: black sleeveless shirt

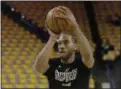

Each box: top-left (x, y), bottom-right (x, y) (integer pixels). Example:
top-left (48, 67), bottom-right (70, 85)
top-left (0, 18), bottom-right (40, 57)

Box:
top-left (44, 52), bottom-right (92, 89)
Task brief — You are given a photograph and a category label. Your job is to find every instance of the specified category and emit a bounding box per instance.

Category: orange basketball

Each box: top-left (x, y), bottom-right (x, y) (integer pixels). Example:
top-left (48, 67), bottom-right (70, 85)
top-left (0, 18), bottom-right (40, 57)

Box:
top-left (45, 6), bottom-right (75, 34)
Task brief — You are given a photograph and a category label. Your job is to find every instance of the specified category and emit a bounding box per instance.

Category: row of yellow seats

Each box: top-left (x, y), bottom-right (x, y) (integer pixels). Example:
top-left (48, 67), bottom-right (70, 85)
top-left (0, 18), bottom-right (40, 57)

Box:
top-left (2, 69), bottom-right (35, 74)
top-left (2, 30), bottom-right (36, 36)
top-left (2, 54), bottom-right (32, 58)
top-left (2, 60), bottom-right (31, 65)
top-left (2, 56), bottom-right (36, 62)
top-left (2, 77), bottom-right (48, 84)
top-left (2, 73), bottom-right (47, 79)
top-left (2, 52), bottom-right (29, 57)
top-left (3, 64), bottom-right (32, 69)
top-left (2, 36), bottom-right (40, 42)
top-left (2, 84), bottom-right (48, 88)
top-left (2, 29), bottom-right (30, 35)
top-left (2, 45), bottom-right (41, 50)
top-left (2, 80), bottom-right (94, 88)
top-left (2, 44), bottom-right (37, 49)
top-left (2, 48), bottom-right (36, 53)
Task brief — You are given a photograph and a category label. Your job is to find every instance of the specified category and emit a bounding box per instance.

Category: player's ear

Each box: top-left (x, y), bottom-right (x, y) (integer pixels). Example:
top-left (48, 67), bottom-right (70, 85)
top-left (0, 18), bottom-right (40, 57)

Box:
top-left (72, 36), bottom-right (77, 43)
top-left (54, 42), bottom-right (59, 52)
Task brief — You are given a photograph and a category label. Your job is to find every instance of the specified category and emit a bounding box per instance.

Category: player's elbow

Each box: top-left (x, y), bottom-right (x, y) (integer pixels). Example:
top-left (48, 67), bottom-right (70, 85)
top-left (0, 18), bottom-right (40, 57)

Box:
top-left (34, 57), bottom-right (43, 73)
top-left (34, 62), bottom-right (45, 74)
top-left (34, 58), bottom-right (49, 74)
top-left (33, 61), bottom-right (41, 73)
top-left (86, 54), bottom-right (94, 68)
top-left (83, 52), bottom-right (94, 68)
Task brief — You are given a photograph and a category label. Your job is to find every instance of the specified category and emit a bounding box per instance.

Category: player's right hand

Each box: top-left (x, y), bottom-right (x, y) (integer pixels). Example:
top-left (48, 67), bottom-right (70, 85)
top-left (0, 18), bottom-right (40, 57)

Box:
top-left (46, 25), bottom-right (59, 40)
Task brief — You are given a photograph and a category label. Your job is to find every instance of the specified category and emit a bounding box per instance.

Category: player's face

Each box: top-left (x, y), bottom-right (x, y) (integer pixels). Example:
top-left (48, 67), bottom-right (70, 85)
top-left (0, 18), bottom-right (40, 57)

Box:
top-left (57, 34), bottom-right (75, 60)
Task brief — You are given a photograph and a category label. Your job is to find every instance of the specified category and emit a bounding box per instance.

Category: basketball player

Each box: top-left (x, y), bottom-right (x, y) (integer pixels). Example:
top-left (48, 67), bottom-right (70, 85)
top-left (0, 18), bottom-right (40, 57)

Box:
top-left (34, 6), bottom-right (94, 89)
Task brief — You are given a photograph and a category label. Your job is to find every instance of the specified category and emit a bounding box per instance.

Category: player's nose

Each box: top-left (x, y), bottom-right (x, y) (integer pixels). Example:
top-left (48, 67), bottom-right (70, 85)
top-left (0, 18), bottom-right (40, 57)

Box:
top-left (60, 47), bottom-right (64, 50)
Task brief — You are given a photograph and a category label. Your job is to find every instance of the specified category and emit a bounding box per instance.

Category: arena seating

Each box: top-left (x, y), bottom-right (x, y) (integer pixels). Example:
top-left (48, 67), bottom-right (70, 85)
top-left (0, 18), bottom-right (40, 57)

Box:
top-left (93, 1), bottom-right (120, 49)
top-left (2, 14), bottom-right (95, 88)
top-left (5, 1), bottom-right (92, 41)
top-left (1, 14), bottom-right (49, 88)
top-left (2, 1), bottom-right (120, 88)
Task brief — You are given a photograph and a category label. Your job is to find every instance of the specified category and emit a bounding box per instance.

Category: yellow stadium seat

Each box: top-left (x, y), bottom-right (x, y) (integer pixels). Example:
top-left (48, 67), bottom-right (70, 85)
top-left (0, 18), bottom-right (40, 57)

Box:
top-left (11, 51), bottom-right (18, 55)
top-left (27, 84), bottom-right (37, 88)
top-left (10, 79), bottom-right (16, 84)
top-left (2, 84), bottom-right (13, 88)
top-left (11, 39), bottom-right (18, 43)
top-left (21, 39), bottom-right (26, 43)
top-left (15, 84), bottom-right (24, 88)
top-left (4, 52), bottom-right (10, 56)
top-left (29, 74), bottom-right (36, 78)
top-left (20, 51), bottom-right (28, 55)
top-left (26, 70), bottom-right (33, 73)
top-left (16, 60), bottom-right (22, 64)
top-left (29, 56), bottom-right (36, 60)
top-left (6, 60), bottom-right (12, 64)
top-left (16, 35), bottom-right (21, 39)
top-left (4, 65), bottom-right (10, 69)
top-left (9, 56), bottom-right (16, 60)
top-left (19, 74), bottom-right (26, 78)
top-left (89, 79), bottom-right (95, 88)
top-left (41, 79), bottom-right (48, 84)
top-left (9, 74), bottom-right (16, 78)
top-left (28, 78), bottom-right (38, 84)
top-left (29, 40), bottom-right (35, 43)
top-left (24, 31), bottom-right (29, 34)
top-left (19, 56), bottom-right (26, 60)
top-left (2, 43), bottom-right (7, 47)
top-left (89, 76), bottom-right (95, 89)
top-left (16, 69), bottom-right (23, 74)
top-left (2, 56), bottom-right (7, 60)
top-left (22, 65), bottom-right (28, 69)
top-left (12, 65), bottom-right (19, 69)
top-left (20, 79), bottom-right (27, 84)
top-left (1, 75), bottom-right (7, 84)
top-left (9, 44), bottom-right (16, 48)
top-left (15, 48), bottom-right (20, 52)
top-left (2, 79), bottom-right (7, 84)
top-left (37, 84), bottom-right (48, 88)
top-left (25, 60), bottom-right (31, 64)
top-left (5, 69), bottom-right (13, 73)
top-left (1, 74), bottom-right (4, 78)
top-left (24, 48), bottom-right (30, 52)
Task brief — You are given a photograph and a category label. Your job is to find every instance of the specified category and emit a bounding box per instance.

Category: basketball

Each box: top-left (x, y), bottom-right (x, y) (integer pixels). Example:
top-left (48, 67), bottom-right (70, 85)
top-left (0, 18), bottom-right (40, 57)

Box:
top-left (45, 6), bottom-right (75, 34)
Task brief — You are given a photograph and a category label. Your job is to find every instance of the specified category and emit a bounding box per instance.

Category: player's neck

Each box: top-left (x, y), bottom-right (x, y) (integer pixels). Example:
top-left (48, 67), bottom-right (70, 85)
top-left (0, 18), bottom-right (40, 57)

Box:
top-left (61, 52), bottom-right (75, 64)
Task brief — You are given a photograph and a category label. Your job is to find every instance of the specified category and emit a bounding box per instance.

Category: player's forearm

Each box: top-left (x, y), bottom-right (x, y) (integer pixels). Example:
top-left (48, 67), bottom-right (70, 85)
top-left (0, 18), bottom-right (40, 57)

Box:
top-left (34, 36), bottom-right (57, 72)
top-left (73, 25), bottom-right (94, 68)
top-left (73, 25), bottom-right (93, 58)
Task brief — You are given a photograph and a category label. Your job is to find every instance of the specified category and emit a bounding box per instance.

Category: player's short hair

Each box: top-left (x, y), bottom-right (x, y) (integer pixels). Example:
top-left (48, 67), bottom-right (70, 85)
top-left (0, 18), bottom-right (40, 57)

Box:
top-left (56, 33), bottom-right (77, 43)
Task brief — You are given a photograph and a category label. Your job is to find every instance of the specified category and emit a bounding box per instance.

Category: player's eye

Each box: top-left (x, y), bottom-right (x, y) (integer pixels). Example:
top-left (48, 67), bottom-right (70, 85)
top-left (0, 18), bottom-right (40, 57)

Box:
top-left (64, 40), bottom-right (69, 44)
top-left (57, 41), bottom-right (62, 45)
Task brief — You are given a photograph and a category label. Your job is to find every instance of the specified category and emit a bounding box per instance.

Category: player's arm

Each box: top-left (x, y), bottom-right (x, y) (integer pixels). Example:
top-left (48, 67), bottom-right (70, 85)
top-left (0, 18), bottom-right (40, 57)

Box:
top-left (34, 30), bottom-right (58, 74)
top-left (58, 7), bottom-right (95, 68)
top-left (58, 7), bottom-right (94, 68)
top-left (73, 25), bottom-right (94, 68)
top-left (59, 7), bottom-right (94, 68)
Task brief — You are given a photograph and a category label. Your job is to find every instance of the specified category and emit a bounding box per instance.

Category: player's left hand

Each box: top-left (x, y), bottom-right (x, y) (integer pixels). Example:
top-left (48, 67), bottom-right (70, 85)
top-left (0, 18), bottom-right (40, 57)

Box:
top-left (55, 6), bottom-right (79, 35)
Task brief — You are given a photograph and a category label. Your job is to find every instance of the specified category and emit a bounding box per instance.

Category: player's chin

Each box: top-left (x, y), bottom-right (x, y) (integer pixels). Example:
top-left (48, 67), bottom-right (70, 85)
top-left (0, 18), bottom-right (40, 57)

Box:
top-left (59, 53), bottom-right (67, 58)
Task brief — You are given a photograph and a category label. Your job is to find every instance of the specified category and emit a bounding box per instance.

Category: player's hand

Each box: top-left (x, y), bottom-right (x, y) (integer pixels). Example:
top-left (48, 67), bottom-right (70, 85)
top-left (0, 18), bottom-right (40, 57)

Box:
top-left (55, 6), bottom-right (79, 34)
top-left (46, 26), bottom-right (59, 40)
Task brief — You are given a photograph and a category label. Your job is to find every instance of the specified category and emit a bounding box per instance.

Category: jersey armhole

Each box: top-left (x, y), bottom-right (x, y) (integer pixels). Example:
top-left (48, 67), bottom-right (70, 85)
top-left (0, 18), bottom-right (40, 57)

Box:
top-left (76, 53), bottom-right (92, 71)
top-left (81, 57), bottom-right (92, 70)
top-left (43, 58), bottom-right (60, 76)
